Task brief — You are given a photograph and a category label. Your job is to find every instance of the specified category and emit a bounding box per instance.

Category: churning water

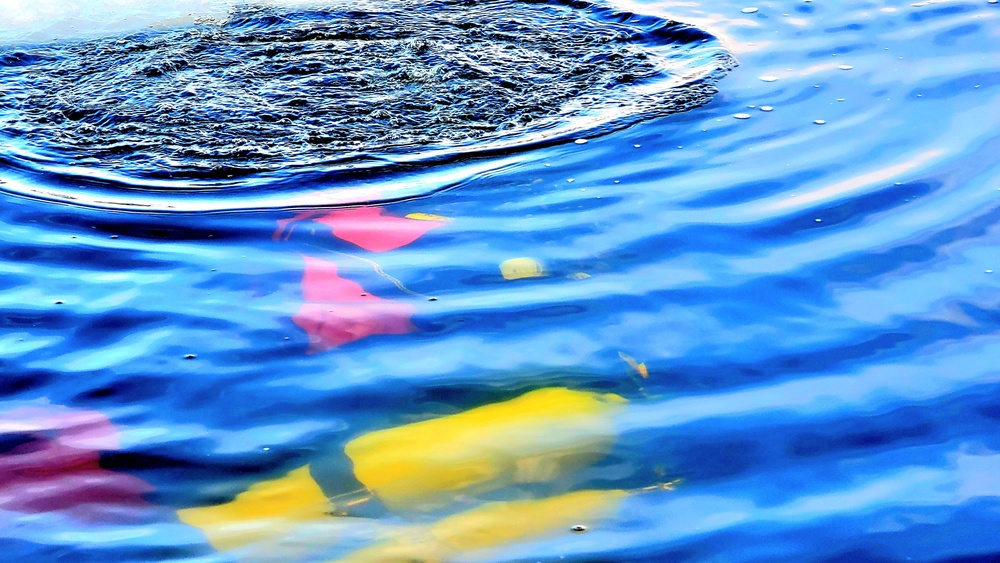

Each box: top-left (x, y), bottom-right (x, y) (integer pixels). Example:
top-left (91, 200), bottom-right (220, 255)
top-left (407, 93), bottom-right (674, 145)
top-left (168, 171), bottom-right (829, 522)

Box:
top-left (0, 0), bottom-right (999, 561)
top-left (0, 0), bottom-right (732, 208)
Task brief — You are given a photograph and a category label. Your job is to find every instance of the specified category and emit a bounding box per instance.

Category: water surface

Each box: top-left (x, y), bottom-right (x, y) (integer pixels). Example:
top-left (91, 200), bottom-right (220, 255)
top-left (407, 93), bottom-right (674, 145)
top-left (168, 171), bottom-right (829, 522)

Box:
top-left (1, 0), bottom-right (999, 561)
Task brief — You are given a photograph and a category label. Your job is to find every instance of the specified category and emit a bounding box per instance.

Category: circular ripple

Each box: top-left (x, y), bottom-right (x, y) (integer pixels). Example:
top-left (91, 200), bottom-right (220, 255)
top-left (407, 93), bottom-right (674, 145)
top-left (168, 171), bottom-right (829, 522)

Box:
top-left (0, 0), bottom-right (734, 202)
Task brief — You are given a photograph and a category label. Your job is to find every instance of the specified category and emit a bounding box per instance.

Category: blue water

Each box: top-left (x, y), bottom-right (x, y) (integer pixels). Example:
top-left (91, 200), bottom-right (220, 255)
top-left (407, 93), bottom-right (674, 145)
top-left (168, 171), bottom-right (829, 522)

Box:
top-left (1, 0), bottom-right (999, 561)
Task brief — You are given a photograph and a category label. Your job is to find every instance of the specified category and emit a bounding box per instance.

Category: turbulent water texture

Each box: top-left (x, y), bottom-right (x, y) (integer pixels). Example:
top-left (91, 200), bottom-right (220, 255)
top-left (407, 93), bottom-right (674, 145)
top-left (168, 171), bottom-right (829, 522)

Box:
top-left (0, 0), bottom-right (733, 181)
top-left (2, 0), bottom-right (1000, 561)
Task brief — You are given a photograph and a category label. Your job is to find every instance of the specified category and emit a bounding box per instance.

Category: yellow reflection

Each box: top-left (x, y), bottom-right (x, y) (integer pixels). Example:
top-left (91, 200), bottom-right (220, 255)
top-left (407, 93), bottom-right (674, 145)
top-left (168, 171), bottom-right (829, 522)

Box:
top-left (336, 489), bottom-right (627, 563)
top-left (499, 257), bottom-right (545, 280)
top-left (405, 212), bottom-right (452, 222)
top-left (178, 465), bottom-right (330, 552)
top-left (345, 387), bottom-right (626, 512)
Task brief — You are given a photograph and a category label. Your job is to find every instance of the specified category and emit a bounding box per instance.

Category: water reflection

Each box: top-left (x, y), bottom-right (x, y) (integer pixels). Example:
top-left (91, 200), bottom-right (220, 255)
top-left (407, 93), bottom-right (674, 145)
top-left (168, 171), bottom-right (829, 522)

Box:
top-left (274, 207), bottom-right (448, 352)
top-left (175, 386), bottom-right (648, 558)
top-left (0, 405), bottom-right (151, 522)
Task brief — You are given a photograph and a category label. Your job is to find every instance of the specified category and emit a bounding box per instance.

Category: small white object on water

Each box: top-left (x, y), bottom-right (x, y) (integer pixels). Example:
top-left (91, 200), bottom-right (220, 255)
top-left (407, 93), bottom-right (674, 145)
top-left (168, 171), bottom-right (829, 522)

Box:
top-left (760, 106), bottom-right (773, 112)
top-left (734, 113), bottom-right (751, 119)
top-left (837, 98), bottom-right (846, 102)
top-left (742, 7), bottom-right (759, 13)
top-left (839, 64), bottom-right (854, 70)
top-left (814, 119), bottom-right (827, 124)
top-left (633, 144), bottom-right (641, 148)
top-left (759, 75), bottom-right (779, 82)
top-left (815, 218), bottom-right (823, 223)
top-left (574, 138), bottom-right (588, 144)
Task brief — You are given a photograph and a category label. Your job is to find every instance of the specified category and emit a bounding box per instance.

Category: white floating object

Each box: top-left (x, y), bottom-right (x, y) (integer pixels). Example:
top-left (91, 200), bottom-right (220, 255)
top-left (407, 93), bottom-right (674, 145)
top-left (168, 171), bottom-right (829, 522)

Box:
top-left (760, 106), bottom-right (773, 112)
top-left (742, 7), bottom-right (759, 13)
top-left (734, 113), bottom-right (751, 119)
top-left (759, 75), bottom-right (779, 82)
top-left (574, 138), bottom-right (588, 144)
top-left (814, 119), bottom-right (827, 124)
top-left (839, 64), bottom-right (854, 70)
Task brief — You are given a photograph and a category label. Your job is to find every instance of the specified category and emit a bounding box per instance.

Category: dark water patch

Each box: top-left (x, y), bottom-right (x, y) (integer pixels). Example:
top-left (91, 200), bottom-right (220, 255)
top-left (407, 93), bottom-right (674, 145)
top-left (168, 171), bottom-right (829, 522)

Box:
top-left (0, 0), bottom-right (734, 192)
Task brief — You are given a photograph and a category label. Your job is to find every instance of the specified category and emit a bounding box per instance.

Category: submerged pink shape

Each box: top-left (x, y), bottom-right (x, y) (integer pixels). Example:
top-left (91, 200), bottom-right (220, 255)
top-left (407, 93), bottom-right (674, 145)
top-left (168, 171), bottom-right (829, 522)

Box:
top-left (293, 256), bottom-right (416, 352)
top-left (0, 406), bottom-right (152, 522)
top-left (273, 207), bottom-right (446, 252)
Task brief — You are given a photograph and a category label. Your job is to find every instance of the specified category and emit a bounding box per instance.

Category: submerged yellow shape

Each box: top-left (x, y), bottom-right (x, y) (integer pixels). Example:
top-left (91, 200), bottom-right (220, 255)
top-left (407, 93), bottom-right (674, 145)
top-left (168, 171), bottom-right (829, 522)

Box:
top-left (177, 465), bottom-right (330, 552)
top-left (337, 489), bottom-right (628, 563)
top-left (345, 387), bottom-right (626, 512)
top-left (405, 212), bottom-right (452, 222)
top-left (500, 257), bottom-right (545, 280)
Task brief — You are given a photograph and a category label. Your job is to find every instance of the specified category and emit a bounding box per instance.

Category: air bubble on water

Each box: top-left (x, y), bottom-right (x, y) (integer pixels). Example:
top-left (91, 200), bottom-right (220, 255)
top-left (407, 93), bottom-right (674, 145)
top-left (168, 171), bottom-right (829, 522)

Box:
top-left (839, 65), bottom-right (854, 70)
top-left (742, 7), bottom-right (759, 13)
top-left (760, 75), bottom-right (779, 82)
top-left (815, 218), bottom-right (823, 222)
top-left (837, 98), bottom-right (846, 102)
top-left (574, 139), bottom-right (589, 145)
top-left (760, 106), bottom-right (773, 112)
top-left (734, 113), bottom-right (751, 119)
top-left (633, 144), bottom-right (642, 148)
top-left (814, 119), bottom-right (827, 124)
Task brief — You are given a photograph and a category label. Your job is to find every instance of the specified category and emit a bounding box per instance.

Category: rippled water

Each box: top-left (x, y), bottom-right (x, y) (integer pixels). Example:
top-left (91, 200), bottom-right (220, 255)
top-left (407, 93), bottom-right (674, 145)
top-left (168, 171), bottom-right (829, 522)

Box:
top-left (1, 0), bottom-right (999, 561)
top-left (0, 0), bottom-right (732, 182)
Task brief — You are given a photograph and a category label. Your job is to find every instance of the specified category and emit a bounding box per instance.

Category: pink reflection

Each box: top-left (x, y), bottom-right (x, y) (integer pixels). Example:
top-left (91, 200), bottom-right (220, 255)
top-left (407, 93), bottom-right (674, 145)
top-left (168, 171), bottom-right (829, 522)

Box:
top-left (0, 406), bottom-right (151, 522)
top-left (274, 207), bottom-right (446, 252)
top-left (293, 256), bottom-right (416, 353)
